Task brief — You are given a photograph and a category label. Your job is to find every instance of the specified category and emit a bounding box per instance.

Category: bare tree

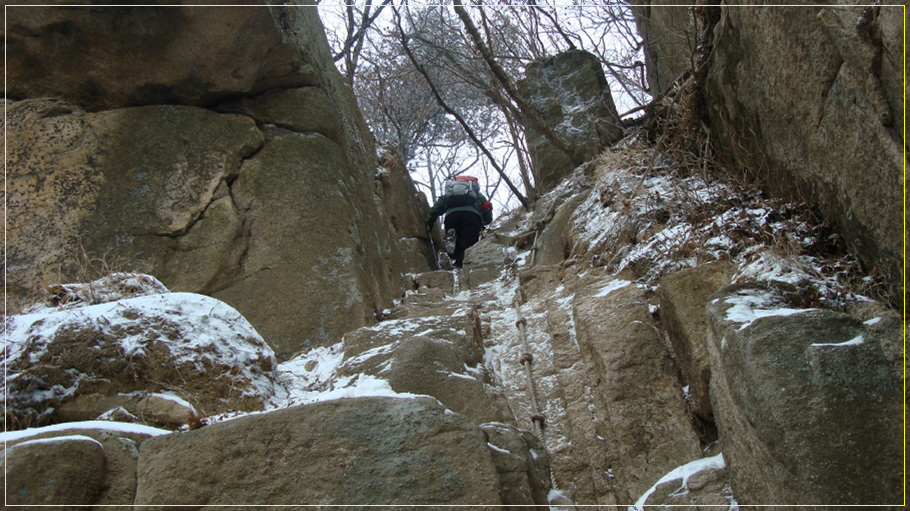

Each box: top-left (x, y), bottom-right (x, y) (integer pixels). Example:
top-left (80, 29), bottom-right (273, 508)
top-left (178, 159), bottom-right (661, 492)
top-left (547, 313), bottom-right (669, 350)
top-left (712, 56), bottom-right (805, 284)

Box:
top-left (393, 6), bottom-right (530, 208)
top-left (319, 2), bottom-right (649, 209)
top-left (323, 0), bottom-right (393, 85)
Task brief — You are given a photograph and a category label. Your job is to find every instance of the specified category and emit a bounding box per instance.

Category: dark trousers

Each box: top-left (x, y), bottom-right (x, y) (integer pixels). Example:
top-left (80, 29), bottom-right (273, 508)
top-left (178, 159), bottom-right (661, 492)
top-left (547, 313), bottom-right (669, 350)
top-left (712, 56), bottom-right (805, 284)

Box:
top-left (444, 210), bottom-right (482, 268)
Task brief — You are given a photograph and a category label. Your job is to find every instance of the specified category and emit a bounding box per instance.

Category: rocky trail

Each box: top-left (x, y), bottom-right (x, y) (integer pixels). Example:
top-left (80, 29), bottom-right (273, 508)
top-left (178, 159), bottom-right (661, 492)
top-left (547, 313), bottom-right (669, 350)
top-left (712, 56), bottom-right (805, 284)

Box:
top-left (5, 142), bottom-right (905, 509)
top-left (3, 4), bottom-right (905, 508)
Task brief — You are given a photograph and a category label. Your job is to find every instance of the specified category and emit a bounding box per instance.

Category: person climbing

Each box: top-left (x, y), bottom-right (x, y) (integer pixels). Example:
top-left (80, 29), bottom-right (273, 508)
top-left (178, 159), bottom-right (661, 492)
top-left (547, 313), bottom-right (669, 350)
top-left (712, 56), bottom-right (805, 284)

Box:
top-left (426, 175), bottom-right (493, 269)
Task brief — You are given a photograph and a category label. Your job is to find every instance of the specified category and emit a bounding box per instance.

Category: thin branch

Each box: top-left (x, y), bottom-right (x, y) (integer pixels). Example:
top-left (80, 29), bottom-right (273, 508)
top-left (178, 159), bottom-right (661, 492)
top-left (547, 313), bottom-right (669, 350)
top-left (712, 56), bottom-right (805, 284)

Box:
top-left (452, 2), bottom-right (586, 167)
top-left (393, 6), bottom-right (529, 208)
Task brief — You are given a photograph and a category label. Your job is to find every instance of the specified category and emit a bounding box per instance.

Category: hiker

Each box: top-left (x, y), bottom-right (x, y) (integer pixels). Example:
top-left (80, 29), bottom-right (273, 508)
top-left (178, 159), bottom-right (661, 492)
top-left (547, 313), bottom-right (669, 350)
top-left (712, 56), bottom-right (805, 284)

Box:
top-left (427, 176), bottom-right (493, 269)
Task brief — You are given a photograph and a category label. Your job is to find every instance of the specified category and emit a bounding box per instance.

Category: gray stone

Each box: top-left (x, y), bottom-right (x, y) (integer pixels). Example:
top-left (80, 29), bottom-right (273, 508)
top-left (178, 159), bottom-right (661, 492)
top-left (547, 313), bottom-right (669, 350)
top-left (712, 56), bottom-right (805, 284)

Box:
top-left (481, 422), bottom-right (552, 505)
top-left (416, 270), bottom-right (456, 292)
top-left (338, 314), bottom-right (513, 425)
top-left (6, 425), bottom-right (159, 508)
top-left (630, 2), bottom-right (695, 94)
top-left (135, 397), bottom-right (503, 506)
top-left (5, 99), bottom-right (262, 315)
top-left (56, 393), bottom-right (195, 428)
top-left (633, 4), bottom-right (906, 304)
top-left (639, 459), bottom-right (732, 509)
top-left (706, 283), bottom-right (904, 506)
top-left (216, 87), bottom-right (343, 143)
top-left (535, 191), bottom-right (591, 266)
top-left (518, 50), bottom-right (623, 192)
top-left (5, 7), bottom-right (433, 362)
top-left (4, 435), bottom-right (107, 507)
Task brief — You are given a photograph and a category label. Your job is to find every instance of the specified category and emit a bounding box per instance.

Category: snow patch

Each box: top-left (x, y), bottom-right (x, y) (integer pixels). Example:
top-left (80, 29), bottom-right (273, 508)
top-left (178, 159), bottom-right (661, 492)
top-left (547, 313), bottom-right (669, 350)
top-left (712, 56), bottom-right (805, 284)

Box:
top-left (720, 289), bottom-right (816, 331)
top-left (811, 334), bottom-right (865, 347)
top-left (593, 279), bottom-right (632, 297)
top-left (631, 453), bottom-right (726, 510)
top-left (10, 434), bottom-right (104, 450)
top-left (5, 421), bottom-right (170, 442)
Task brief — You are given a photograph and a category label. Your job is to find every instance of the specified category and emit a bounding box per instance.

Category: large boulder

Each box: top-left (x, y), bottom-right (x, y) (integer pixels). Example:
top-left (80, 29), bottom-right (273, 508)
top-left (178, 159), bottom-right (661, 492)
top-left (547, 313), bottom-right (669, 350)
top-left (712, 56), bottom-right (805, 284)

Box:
top-left (4, 435), bottom-right (107, 507)
top-left (3, 5), bottom-right (315, 111)
top-left (5, 276), bottom-right (283, 429)
top-left (210, 127), bottom-right (395, 358)
top-left (5, 6), bottom-right (435, 358)
top-left (518, 50), bottom-right (623, 192)
top-left (5, 98), bottom-right (263, 315)
top-left (705, 283), bottom-right (904, 506)
top-left (135, 397), bottom-right (503, 506)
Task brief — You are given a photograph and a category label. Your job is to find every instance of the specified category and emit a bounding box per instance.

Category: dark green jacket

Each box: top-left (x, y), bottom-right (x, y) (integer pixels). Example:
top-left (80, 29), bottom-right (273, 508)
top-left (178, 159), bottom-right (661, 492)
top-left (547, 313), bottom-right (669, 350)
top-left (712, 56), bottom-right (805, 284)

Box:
top-left (428, 193), bottom-right (493, 225)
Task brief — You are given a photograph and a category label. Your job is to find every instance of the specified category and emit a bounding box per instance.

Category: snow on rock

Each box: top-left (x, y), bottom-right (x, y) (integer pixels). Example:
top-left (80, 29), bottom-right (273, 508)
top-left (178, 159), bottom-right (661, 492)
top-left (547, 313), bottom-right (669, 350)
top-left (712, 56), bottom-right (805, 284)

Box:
top-left (630, 453), bottom-right (731, 510)
top-left (9, 434), bottom-right (104, 450)
top-left (23, 272), bottom-right (170, 313)
top-left (5, 279), bottom-right (286, 430)
top-left (810, 334), bottom-right (865, 347)
top-left (5, 419), bottom-right (170, 442)
top-left (715, 286), bottom-right (817, 331)
top-left (565, 140), bottom-right (874, 305)
top-left (593, 279), bottom-right (632, 297)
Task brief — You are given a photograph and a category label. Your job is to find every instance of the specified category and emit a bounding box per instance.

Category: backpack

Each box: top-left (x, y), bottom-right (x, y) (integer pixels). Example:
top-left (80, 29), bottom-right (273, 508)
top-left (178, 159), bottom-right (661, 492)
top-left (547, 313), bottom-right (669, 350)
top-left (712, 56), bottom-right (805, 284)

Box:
top-left (444, 176), bottom-right (480, 208)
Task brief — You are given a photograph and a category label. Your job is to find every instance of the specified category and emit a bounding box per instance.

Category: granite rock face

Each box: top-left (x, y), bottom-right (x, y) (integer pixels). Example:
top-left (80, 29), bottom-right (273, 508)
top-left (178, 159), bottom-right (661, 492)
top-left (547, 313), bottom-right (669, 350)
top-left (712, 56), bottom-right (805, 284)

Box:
top-left (657, 261), bottom-right (735, 421)
top-left (134, 397), bottom-right (503, 507)
top-left (706, 282), bottom-right (904, 506)
top-left (632, 4), bottom-right (906, 305)
top-left (4, 6), bottom-right (315, 111)
top-left (5, 6), bottom-right (433, 358)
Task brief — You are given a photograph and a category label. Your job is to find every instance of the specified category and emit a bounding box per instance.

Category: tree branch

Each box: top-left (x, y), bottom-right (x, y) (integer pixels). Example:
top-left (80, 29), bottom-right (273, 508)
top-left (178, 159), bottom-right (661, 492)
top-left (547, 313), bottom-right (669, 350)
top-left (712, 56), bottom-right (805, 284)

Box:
top-left (393, 6), bottom-right (529, 209)
top-left (452, 2), bottom-right (586, 167)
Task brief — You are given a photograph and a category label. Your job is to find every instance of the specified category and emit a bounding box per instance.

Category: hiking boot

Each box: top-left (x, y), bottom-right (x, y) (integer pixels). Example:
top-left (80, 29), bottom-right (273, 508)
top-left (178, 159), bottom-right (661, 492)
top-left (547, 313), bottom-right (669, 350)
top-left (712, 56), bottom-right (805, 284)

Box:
top-left (445, 229), bottom-right (457, 257)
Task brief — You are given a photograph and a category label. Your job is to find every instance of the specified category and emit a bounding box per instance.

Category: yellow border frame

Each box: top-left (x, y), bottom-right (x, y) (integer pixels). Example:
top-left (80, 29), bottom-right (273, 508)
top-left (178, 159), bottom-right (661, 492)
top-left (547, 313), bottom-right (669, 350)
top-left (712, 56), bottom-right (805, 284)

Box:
top-left (2, 2), bottom-right (906, 508)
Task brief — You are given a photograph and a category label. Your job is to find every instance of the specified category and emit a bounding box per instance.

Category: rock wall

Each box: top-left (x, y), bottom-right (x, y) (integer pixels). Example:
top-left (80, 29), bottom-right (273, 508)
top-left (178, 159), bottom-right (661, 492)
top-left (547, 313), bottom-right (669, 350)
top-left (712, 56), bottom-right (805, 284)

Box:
top-left (632, 4), bottom-right (906, 305)
top-left (4, 5), bottom-right (433, 359)
top-left (629, 1), bottom-right (697, 95)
